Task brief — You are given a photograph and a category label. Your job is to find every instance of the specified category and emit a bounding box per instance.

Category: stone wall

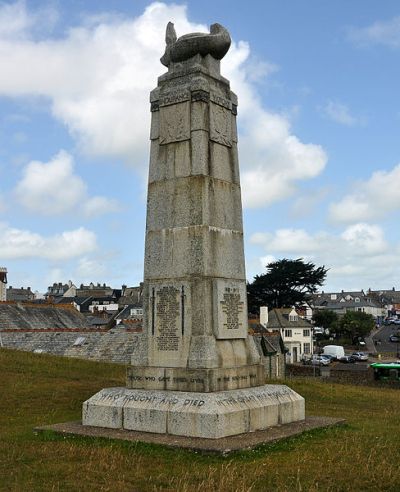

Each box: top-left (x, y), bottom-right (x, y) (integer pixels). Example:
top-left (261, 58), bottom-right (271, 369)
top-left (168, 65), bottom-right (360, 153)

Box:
top-left (0, 325), bottom-right (143, 365)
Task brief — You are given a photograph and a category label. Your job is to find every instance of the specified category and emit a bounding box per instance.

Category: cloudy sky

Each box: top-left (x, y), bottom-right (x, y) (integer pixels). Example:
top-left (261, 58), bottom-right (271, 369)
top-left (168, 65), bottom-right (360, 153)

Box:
top-left (0, 0), bottom-right (400, 293)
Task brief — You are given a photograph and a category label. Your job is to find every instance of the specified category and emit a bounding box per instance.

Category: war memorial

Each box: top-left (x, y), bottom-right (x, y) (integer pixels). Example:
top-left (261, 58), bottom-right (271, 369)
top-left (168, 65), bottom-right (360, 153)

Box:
top-left (82, 22), bottom-right (305, 440)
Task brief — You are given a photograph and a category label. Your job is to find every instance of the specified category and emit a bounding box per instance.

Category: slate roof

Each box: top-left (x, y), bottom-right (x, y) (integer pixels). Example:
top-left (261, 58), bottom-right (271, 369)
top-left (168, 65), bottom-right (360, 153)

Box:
top-left (267, 308), bottom-right (312, 329)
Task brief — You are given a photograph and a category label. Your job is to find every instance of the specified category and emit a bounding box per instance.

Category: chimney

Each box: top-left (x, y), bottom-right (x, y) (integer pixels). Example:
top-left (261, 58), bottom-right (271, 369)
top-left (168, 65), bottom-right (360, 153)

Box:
top-left (260, 306), bottom-right (269, 327)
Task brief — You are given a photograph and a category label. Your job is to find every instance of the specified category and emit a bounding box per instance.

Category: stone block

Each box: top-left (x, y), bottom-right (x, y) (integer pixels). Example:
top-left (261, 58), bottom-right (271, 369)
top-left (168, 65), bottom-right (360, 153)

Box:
top-left (82, 388), bottom-right (125, 429)
top-left (82, 386), bottom-right (305, 438)
top-left (160, 101), bottom-right (190, 144)
top-left (209, 142), bottom-right (233, 182)
top-left (209, 102), bottom-right (232, 147)
top-left (191, 100), bottom-right (209, 131)
top-left (191, 130), bottom-right (209, 175)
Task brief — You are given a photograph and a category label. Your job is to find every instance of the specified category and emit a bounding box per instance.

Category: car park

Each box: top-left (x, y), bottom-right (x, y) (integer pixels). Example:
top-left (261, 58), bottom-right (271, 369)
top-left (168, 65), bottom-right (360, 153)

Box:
top-left (352, 351), bottom-right (369, 361)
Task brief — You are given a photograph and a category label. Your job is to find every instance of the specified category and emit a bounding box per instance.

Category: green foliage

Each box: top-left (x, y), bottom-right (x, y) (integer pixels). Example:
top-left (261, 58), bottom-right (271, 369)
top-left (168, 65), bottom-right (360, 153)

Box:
top-left (312, 309), bottom-right (338, 330)
top-left (339, 310), bottom-right (375, 338)
top-left (248, 258), bottom-right (328, 313)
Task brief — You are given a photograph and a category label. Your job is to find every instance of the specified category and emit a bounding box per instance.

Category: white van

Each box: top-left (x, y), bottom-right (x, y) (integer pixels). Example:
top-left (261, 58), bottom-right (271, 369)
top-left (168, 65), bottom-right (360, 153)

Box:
top-left (322, 345), bottom-right (345, 360)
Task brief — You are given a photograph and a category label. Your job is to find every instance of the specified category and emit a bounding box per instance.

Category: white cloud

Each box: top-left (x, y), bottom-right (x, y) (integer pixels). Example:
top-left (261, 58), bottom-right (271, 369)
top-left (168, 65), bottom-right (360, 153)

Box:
top-left (321, 101), bottom-right (358, 126)
top-left (249, 223), bottom-right (394, 290)
top-left (348, 16), bottom-right (400, 48)
top-left (0, 223), bottom-right (97, 260)
top-left (75, 256), bottom-right (107, 279)
top-left (83, 196), bottom-right (120, 218)
top-left (341, 223), bottom-right (387, 255)
top-left (15, 150), bottom-right (120, 216)
top-left (0, 1), bottom-right (327, 207)
top-left (330, 163), bottom-right (400, 222)
top-left (15, 150), bottom-right (86, 214)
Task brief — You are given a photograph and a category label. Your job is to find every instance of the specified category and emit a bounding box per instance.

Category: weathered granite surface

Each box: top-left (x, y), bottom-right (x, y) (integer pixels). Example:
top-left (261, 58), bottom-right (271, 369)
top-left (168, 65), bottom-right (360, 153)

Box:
top-left (83, 385), bottom-right (305, 439)
top-left (82, 23), bottom-right (306, 438)
top-left (132, 23), bottom-right (260, 380)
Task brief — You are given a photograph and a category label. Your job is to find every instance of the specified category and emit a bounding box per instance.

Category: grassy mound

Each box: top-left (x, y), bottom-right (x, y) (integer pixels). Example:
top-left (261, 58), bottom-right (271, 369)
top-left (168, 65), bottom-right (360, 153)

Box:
top-left (1, 348), bottom-right (399, 491)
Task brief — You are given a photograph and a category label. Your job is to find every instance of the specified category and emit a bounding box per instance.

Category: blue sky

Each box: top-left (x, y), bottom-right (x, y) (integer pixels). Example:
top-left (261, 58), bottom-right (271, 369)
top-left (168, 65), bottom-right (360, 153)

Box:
top-left (1, 0), bottom-right (400, 293)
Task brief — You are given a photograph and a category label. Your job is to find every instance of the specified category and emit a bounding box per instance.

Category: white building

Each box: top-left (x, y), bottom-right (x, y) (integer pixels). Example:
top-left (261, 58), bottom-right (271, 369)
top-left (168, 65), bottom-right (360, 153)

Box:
top-left (262, 307), bottom-right (314, 364)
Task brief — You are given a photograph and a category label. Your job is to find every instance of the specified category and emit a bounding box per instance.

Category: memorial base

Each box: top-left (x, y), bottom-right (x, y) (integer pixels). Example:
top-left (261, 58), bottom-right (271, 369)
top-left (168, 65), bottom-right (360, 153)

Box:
top-left (82, 385), bottom-right (305, 439)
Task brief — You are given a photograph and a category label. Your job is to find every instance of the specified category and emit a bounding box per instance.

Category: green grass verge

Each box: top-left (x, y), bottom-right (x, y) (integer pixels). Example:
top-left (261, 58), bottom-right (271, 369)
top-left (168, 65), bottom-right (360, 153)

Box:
top-left (1, 348), bottom-right (399, 491)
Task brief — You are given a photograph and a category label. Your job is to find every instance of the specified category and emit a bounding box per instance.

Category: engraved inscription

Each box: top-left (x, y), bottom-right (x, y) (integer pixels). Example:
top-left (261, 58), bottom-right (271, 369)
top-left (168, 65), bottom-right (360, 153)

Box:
top-left (156, 286), bottom-right (180, 351)
top-left (220, 287), bottom-right (244, 330)
top-left (210, 103), bottom-right (232, 147)
top-left (160, 89), bottom-right (190, 106)
top-left (210, 92), bottom-right (231, 109)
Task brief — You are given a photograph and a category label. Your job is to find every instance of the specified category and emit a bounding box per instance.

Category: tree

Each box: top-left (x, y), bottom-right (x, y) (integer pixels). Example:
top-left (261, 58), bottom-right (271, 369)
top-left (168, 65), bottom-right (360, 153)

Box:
top-left (339, 311), bottom-right (375, 339)
top-left (247, 258), bottom-right (328, 314)
top-left (312, 309), bottom-right (338, 331)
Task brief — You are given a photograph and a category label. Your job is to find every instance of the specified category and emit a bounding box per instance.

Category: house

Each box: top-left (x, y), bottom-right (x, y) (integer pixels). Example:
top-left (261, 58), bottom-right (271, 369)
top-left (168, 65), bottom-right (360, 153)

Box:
top-left (251, 323), bottom-right (286, 379)
top-left (0, 267), bottom-right (7, 301)
top-left (263, 307), bottom-right (314, 364)
top-left (6, 286), bottom-right (35, 302)
top-left (367, 288), bottom-right (400, 318)
top-left (312, 290), bottom-right (385, 321)
top-left (75, 283), bottom-right (115, 298)
top-left (115, 304), bottom-right (143, 325)
top-left (118, 284), bottom-right (143, 308)
top-left (45, 282), bottom-right (71, 299)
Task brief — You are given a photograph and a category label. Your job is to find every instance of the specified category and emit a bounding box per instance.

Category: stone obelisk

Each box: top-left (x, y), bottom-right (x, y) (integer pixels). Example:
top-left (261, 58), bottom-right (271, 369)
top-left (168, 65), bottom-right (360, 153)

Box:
top-left (83, 23), bottom-right (304, 439)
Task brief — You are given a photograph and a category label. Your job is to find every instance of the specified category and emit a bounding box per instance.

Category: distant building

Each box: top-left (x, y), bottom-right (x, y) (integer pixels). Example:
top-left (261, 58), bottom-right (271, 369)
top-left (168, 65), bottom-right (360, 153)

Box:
top-left (75, 283), bottom-right (115, 299)
top-left (251, 323), bottom-right (286, 379)
top-left (118, 284), bottom-right (143, 308)
top-left (312, 290), bottom-right (385, 321)
top-left (6, 286), bottom-right (35, 302)
top-left (0, 267), bottom-right (7, 301)
top-left (46, 282), bottom-right (71, 299)
top-left (264, 307), bottom-right (314, 364)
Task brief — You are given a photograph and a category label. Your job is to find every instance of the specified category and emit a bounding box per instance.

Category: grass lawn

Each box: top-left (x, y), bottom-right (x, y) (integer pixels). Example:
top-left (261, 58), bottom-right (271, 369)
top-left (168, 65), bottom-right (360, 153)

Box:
top-left (1, 348), bottom-right (399, 491)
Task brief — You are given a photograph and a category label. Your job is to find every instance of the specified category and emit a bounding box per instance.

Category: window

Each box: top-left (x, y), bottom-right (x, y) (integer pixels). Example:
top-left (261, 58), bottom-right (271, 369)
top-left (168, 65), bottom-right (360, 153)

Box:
top-left (284, 329), bottom-right (292, 338)
top-left (289, 314), bottom-right (298, 322)
top-left (73, 336), bottom-right (86, 346)
top-left (303, 343), bottom-right (311, 354)
top-left (303, 329), bottom-right (310, 337)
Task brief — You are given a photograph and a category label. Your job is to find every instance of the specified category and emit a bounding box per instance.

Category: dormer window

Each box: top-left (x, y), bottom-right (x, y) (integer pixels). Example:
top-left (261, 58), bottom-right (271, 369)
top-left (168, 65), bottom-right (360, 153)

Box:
top-left (288, 308), bottom-right (298, 322)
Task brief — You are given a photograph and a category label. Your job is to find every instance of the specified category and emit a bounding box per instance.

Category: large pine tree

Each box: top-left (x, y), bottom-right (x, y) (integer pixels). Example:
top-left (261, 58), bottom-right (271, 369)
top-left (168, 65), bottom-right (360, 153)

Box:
top-left (247, 258), bottom-right (328, 314)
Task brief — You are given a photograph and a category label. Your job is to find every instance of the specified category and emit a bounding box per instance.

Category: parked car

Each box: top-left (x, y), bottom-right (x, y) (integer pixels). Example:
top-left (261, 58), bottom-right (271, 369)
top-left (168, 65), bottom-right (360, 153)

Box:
top-left (352, 352), bottom-right (369, 361)
top-left (339, 355), bottom-right (356, 363)
top-left (320, 354), bottom-right (335, 363)
top-left (310, 355), bottom-right (330, 366)
top-left (389, 334), bottom-right (400, 343)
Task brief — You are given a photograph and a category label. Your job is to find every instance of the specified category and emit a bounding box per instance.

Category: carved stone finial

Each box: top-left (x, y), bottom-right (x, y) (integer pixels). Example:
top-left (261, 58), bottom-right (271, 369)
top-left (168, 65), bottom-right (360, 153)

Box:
top-left (160, 22), bottom-right (231, 67)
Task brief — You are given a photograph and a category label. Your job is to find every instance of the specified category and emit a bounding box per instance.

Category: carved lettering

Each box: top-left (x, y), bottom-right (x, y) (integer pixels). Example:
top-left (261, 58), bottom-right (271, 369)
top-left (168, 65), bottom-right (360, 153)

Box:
top-left (160, 90), bottom-right (190, 106)
top-left (220, 287), bottom-right (244, 331)
top-left (155, 286), bottom-right (181, 351)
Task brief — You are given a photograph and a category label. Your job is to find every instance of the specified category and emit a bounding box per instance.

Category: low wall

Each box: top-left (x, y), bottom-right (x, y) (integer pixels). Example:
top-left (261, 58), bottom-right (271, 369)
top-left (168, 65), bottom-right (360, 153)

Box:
top-left (0, 326), bottom-right (144, 365)
top-left (286, 363), bottom-right (400, 388)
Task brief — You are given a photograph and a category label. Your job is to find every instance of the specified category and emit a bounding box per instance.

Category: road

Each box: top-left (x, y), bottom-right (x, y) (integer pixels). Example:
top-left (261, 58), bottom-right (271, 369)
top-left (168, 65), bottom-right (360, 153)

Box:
top-left (372, 324), bottom-right (400, 356)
